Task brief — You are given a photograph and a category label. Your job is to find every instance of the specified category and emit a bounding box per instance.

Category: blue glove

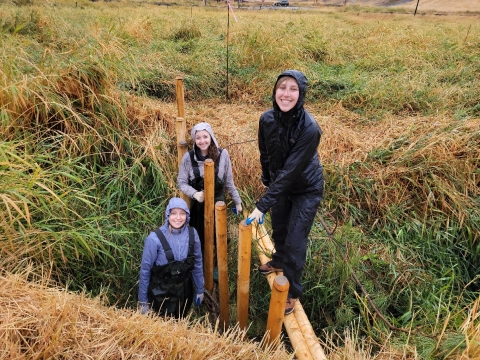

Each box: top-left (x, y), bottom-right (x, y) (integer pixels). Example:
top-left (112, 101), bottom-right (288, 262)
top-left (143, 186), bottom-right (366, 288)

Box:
top-left (246, 208), bottom-right (264, 225)
top-left (195, 293), bottom-right (204, 306)
top-left (232, 204), bottom-right (242, 215)
top-left (139, 302), bottom-right (150, 315)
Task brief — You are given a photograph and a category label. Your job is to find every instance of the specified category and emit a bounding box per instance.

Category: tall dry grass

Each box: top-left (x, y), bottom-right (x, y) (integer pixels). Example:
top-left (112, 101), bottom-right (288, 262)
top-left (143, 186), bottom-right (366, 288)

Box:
top-left (0, 270), bottom-right (292, 359)
top-left (1, 1), bottom-right (480, 358)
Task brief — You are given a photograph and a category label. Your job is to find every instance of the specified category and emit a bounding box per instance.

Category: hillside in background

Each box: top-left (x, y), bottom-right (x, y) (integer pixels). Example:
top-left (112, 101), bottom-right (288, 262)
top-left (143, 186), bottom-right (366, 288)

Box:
top-left (301, 0), bottom-right (480, 12)
top-left (318, 0), bottom-right (480, 12)
top-left (388, 0), bottom-right (480, 12)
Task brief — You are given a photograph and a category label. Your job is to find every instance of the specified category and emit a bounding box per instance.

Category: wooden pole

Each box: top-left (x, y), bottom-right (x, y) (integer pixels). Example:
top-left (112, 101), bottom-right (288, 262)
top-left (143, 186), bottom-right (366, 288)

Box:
top-left (253, 224), bottom-right (327, 360)
top-left (237, 219), bottom-right (252, 331)
top-left (265, 275), bottom-right (289, 347)
top-left (414, 0), bottom-right (420, 16)
top-left (294, 302), bottom-right (327, 360)
top-left (283, 311), bottom-right (314, 360)
top-left (178, 141), bottom-right (190, 207)
top-left (175, 76), bottom-right (185, 119)
top-left (176, 116), bottom-right (186, 143)
top-left (204, 159), bottom-right (215, 292)
top-left (215, 201), bottom-right (229, 329)
top-left (176, 117), bottom-right (186, 170)
top-left (175, 117), bottom-right (190, 206)
top-left (464, 24), bottom-right (472, 45)
top-left (226, 4), bottom-right (230, 101)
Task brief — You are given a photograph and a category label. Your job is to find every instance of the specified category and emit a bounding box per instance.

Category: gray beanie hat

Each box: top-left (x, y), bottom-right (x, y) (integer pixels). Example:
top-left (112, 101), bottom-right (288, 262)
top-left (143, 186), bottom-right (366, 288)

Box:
top-left (190, 122), bottom-right (219, 147)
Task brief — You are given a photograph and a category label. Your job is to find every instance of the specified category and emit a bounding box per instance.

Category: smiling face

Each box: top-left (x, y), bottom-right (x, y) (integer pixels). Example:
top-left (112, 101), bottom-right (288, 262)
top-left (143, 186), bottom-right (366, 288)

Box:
top-left (168, 208), bottom-right (187, 229)
top-left (194, 130), bottom-right (211, 156)
top-left (275, 77), bottom-right (299, 113)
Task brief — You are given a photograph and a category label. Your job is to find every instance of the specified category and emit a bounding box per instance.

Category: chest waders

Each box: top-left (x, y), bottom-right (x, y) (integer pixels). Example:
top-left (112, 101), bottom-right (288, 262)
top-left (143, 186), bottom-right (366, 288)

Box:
top-left (188, 149), bottom-right (225, 251)
top-left (147, 226), bottom-right (195, 318)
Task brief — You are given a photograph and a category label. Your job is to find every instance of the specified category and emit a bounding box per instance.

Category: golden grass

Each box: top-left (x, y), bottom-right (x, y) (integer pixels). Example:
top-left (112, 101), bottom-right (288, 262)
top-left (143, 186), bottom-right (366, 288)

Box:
top-left (0, 270), bottom-right (292, 359)
top-left (1, 3), bottom-right (479, 357)
top-left (150, 99), bottom-right (480, 240)
top-left (458, 297), bottom-right (480, 360)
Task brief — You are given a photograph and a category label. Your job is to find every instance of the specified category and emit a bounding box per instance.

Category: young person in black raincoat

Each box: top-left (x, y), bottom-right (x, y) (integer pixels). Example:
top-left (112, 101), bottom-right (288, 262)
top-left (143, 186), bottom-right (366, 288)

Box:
top-left (248, 70), bottom-right (324, 315)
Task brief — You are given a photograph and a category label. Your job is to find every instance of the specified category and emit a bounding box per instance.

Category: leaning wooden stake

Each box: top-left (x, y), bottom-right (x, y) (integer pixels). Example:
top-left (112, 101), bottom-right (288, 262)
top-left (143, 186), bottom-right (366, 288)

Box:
top-left (294, 302), bottom-right (327, 360)
top-left (253, 224), bottom-right (327, 360)
top-left (237, 220), bottom-right (252, 331)
top-left (265, 275), bottom-right (289, 347)
top-left (215, 201), bottom-right (229, 329)
top-left (204, 159), bottom-right (215, 293)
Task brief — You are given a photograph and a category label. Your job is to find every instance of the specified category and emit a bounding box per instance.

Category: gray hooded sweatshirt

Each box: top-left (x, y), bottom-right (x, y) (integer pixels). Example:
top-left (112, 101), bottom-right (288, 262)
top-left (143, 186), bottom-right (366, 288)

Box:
top-left (138, 197), bottom-right (204, 304)
top-left (177, 122), bottom-right (242, 206)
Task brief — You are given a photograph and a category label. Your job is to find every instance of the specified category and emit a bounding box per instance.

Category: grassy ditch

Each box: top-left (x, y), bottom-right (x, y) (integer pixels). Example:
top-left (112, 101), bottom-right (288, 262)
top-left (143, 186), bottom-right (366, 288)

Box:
top-left (1, 1), bottom-right (479, 358)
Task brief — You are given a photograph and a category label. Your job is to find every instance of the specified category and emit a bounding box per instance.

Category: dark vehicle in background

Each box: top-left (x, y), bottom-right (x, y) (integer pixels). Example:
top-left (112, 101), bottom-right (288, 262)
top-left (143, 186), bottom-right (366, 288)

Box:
top-left (274, 0), bottom-right (289, 6)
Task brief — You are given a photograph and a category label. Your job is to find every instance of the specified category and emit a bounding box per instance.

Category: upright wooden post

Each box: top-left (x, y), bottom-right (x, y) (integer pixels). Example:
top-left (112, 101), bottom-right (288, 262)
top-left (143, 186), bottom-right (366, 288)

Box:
top-left (178, 141), bottom-right (190, 207)
top-left (204, 159), bottom-right (215, 292)
top-left (175, 117), bottom-right (190, 205)
top-left (175, 79), bottom-right (190, 205)
top-left (175, 76), bottom-right (185, 119)
top-left (176, 116), bottom-right (186, 144)
top-left (215, 201), bottom-right (229, 329)
top-left (265, 275), bottom-right (289, 347)
top-left (237, 219), bottom-right (252, 331)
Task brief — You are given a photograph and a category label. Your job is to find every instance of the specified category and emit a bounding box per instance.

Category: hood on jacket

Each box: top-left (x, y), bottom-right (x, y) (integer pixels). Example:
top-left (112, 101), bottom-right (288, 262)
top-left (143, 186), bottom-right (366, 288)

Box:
top-left (272, 70), bottom-right (308, 114)
top-left (165, 197), bottom-right (190, 226)
top-left (190, 122), bottom-right (219, 148)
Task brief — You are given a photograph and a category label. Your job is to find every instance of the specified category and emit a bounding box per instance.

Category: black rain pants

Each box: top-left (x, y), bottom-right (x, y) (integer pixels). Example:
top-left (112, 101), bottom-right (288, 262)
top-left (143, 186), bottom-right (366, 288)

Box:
top-left (270, 189), bottom-right (323, 299)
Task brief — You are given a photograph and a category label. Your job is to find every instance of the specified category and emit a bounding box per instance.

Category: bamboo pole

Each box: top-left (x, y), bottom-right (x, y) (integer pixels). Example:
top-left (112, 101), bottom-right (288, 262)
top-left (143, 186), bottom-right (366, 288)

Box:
top-left (265, 275), bottom-right (289, 347)
top-left (175, 76), bottom-right (185, 119)
top-left (204, 159), bottom-right (215, 292)
top-left (215, 201), bottom-right (229, 329)
top-left (252, 224), bottom-right (327, 360)
top-left (237, 220), bottom-right (252, 331)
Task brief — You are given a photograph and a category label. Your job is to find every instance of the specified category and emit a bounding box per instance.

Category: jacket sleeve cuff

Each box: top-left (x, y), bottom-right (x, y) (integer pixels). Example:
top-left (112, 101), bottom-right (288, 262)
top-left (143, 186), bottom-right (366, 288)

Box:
top-left (261, 175), bottom-right (270, 187)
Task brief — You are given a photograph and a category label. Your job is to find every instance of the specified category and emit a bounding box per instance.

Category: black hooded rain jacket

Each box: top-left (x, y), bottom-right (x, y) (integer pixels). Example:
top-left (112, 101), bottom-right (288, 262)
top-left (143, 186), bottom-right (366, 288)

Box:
top-left (256, 70), bottom-right (324, 214)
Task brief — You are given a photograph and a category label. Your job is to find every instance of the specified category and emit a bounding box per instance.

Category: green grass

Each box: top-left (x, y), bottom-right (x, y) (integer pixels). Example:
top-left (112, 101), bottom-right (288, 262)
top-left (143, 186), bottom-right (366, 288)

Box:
top-left (1, 1), bottom-right (480, 358)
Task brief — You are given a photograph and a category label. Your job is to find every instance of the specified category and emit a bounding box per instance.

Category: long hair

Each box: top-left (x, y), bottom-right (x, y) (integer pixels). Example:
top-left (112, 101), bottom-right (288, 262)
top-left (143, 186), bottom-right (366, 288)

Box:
top-left (207, 142), bottom-right (219, 163)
